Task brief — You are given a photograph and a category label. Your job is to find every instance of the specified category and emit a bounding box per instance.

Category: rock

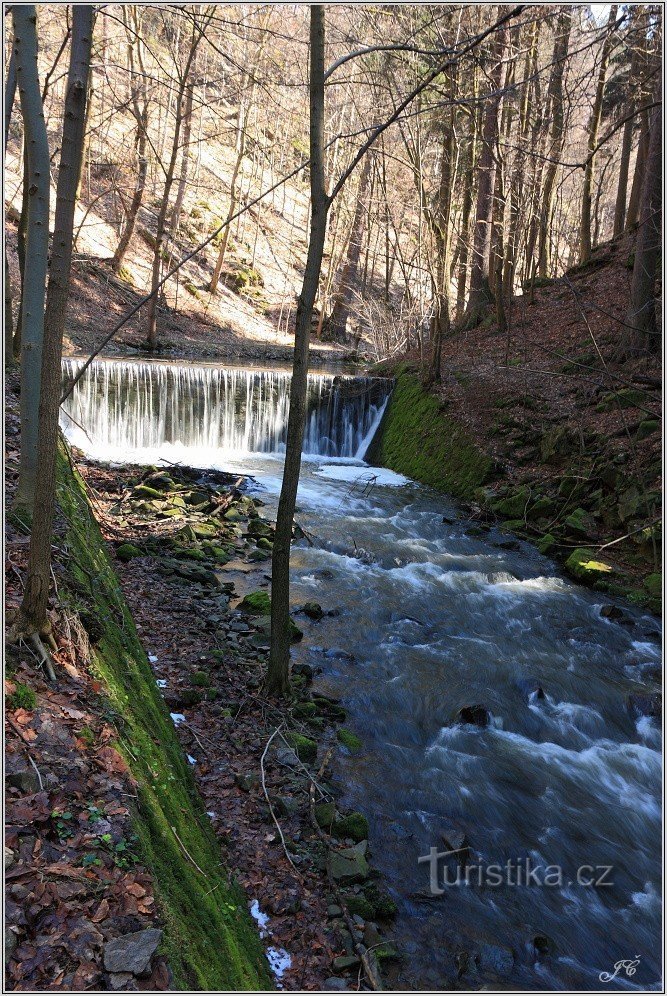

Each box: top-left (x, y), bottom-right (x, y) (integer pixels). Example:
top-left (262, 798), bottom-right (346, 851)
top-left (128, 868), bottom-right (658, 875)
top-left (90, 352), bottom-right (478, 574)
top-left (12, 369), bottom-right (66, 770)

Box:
top-left (564, 507), bottom-right (595, 538)
top-left (596, 387), bottom-right (649, 411)
top-left (314, 801), bottom-right (336, 828)
top-left (362, 883), bottom-right (398, 919)
top-left (5, 929), bottom-right (17, 965)
top-left (324, 977), bottom-right (349, 990)
top-left (108, 973), bottom-right (134, 990)
top-left (327, 904), bottom-right (342, 917)
top-left (6, 768), bottom-right (41, 794)
top-left (292, 701), bottom-right (316, 719)
top-left (116, 543), bottom-right (143, 562)
top-left (223, 507), bottom-right (242, 522)
top-left (247, 519), bottom-right (273, 538)
top-left (344, 895), bottom-right (374, 920)
top-left (336, 729), bottom-right (362, 753)
top-left (527, 496), bottom-right (556, 520)
top-left (103, 928), bottom-right (163, 975)
top-left (456, 704), bottom-right (491, 727)
top-left (333, 955), bottom-right (361, 972)
top-left (285, 732), bottom-right (317, 763)
top-left (235, 772), bottom-right (259, 792)
top-left (491, 488), bottom-right (529, 519)
top-left (536, 533), bottom-right (556, 555)
top-left (303, 601), bottom-right (324, 620)
top-left (293, 662), bottom-right (314, 680)
top-left (324, 977), bottom-right (350, 990)
top-left (637, 419), bottom-right (659, 440)
top-left (478, 942), bottom-right (514, 977)
top-left (5, 847), bottom-right (15, 870)
top-left (600, 604), bottom-right (623, 620)
top-left (627, 692), bottom-right (662, 719)
top-left (275, 747), bottom-right (299, 767)
top-left (331, 812), bottom-right (369, 844)
top-left (540, 425), bottom-right (579, 464)
top-left (239, 590), bottom-right (271, 615)
top-left (564, 547), bottom-right (613, 582)
top-left (329, 843), bottom-right (370, 884)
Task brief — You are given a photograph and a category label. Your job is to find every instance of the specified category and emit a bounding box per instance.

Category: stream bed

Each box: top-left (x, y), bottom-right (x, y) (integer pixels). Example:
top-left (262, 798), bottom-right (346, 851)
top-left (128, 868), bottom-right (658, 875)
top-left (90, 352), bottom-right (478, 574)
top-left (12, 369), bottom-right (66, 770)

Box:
top-left (62, 357), bottom-right (662, 991)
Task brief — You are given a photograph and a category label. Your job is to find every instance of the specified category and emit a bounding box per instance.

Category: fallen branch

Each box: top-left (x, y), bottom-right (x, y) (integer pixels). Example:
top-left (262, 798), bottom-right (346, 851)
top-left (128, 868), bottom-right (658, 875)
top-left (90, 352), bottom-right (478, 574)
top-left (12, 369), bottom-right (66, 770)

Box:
top-left (260, 726), bottom-right (303, 877)
top-left (170, 825), bottom-right (207, 877)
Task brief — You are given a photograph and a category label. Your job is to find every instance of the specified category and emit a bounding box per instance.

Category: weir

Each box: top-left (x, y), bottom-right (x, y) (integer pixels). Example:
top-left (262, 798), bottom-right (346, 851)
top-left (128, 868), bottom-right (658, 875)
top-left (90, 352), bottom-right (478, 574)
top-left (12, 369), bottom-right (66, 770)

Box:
top-left (61, 357), bottom-right (391, 462)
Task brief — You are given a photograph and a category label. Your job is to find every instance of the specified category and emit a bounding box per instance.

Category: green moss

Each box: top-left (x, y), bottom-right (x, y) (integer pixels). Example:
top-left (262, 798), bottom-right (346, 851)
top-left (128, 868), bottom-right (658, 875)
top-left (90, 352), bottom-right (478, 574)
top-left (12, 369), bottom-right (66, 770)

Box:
top-left (285, 732), bottom-right (317, 763)
top-left (537, 533), bottom-right (557, 555)
top-left (564, 547), bottom-right (613, 581)
top-left (116, 543), bottom-right (143, 562)
top-left (239, 590), bottom-right (271, 615)
top-left (191, 671), bottom-right (211, 688)
top-left (54, 443), bottom-right (270, 991)
top-left (344, 895), bottom-right (374, 919)
top-left (7, 681), bottom-right (36, 711)
top-left (336, 729), bottom-right (362, 753)
top-left (637, 419), bottom-right (660, 440)
top-left (596, 388), bottom-right (650, 411)
top-left (492, 488), bottom-right (529, 519)
top-left (331, 812), bottom-right (369, 843)
top-left (368, 372), bottom-right (491, 500)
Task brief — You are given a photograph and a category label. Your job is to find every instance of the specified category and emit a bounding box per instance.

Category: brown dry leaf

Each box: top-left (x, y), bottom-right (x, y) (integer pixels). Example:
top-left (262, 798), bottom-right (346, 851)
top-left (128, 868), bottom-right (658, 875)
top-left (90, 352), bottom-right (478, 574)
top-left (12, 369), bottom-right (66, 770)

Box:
top-left (91, 898), bottom-right (110, 923)
top-left (95, 746), bottom-right (129, 774)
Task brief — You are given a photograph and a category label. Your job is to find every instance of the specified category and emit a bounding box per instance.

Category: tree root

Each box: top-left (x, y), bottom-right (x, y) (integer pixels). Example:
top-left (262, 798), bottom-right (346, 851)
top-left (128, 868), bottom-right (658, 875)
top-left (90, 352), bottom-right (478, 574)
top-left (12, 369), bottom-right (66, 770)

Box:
top-left (6, 609), bottom-right (58, 682)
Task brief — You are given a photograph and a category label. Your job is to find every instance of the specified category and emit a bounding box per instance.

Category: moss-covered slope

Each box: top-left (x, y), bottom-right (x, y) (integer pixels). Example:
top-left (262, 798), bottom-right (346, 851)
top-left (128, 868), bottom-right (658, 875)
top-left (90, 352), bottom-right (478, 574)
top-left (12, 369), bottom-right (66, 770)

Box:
top-left (55, 443), bottom-right (271, 991)
top-left (367, 370), bottom-right (492, 500)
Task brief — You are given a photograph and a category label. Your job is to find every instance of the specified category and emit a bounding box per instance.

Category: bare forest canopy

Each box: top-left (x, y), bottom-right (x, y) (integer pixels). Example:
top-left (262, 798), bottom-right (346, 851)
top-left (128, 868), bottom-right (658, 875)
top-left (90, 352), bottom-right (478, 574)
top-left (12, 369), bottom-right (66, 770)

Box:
top-left (5, 3), bottom-right (662, 366)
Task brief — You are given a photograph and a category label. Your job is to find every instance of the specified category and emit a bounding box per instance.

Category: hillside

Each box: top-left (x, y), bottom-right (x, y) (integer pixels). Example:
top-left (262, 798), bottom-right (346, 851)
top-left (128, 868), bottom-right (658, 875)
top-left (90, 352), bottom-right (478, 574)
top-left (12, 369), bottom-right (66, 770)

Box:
top-left (372, 231), bottom-right (662, 613)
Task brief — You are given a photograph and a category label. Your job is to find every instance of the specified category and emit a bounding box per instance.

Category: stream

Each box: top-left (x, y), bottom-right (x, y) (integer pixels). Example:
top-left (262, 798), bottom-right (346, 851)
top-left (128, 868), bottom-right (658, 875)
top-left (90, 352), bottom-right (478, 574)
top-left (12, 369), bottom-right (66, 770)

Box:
top-left (61, 356), bottom-right (662, 991)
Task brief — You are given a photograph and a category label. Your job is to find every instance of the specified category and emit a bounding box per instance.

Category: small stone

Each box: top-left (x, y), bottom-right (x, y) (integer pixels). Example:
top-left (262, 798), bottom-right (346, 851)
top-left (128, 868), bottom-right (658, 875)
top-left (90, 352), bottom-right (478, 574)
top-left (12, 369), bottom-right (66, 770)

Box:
top-left (456, 704), bottom-right (491, 727)
top-left (103, 928), bottom-right (163, 975)
top-left (275, 747), bottom-right (299, 767)
top-left (600, 604), bottom-right (623, 620)
top-left (5, 847), bottom-right (15, 870)
top-left (333, 955), bottom-right (361, 972)
top-left (324, 977), bottom-right (350, 990)
top-left (108, 972), bottom-right (134, 990)
top-left (5, 930), bottom-right (17, 965)
top-left (6, 769), bottom-right (40, 794)
top-left (326, 904), bottom-right (342, 917)
top-left (303, 601), bottom-right (324, 620)
top-left (328, 843), bottom-right (370, 884)
top-left (314, 801), bottom-right (336, 828)
top-left (116, 543), bottom-right (143, 562)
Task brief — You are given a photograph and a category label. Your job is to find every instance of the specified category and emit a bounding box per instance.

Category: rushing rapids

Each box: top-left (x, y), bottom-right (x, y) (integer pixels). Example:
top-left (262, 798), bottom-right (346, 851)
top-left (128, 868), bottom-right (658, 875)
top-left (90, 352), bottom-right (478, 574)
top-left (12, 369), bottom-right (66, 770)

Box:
top-left (60, 357), bottom-right (662, 991)
top-left (61, 357), bottom-right (391, 462)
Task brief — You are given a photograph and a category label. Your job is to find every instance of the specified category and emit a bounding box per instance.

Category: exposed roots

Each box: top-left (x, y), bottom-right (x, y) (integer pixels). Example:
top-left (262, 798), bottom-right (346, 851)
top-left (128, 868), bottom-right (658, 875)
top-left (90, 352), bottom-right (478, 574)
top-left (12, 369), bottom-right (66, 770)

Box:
top-left (7, 608), bottom-right (58, 682)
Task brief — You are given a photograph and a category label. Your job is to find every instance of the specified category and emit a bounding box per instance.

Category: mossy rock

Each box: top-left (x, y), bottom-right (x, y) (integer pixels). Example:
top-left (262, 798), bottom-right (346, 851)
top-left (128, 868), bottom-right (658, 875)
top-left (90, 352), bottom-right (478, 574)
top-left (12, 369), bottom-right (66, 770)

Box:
top-left (596, 388), bottom-right (650, 412)
top-left (303, 602), bottom-right (323, 620)
top-left (643, 573), bottom-right (662, 614)
top-left (362, 882), bottom-right (398, 919)
top-left (116, 543), bottom-right (143, 562)
top-left (191, 522), bottom-right (219, 539)
top-left (492, 488), bottom-right (529, 519)
top-left (344, 895), bottom-right (375, 919)
top-left (239, 590), bottom-right (271, 615)
top-left (7, 681), bottom-right (36, 711)
top-left (540, 426), bottom-right (579, 464)
top-left (256, 537), bottom-right (273, 550)
top-left (337, 728), bottom-right (362, 753)
top-left (636, 419), bottom-right (660, 440)
top-left (331, 812), bottom-right (369, 843)
top-left (285, 732), bottom-right (317, 763)
top-left (527, 496), bottom-right (557, 520)
top-left (501, 519), bottom-right (528, 534)
top-left (191, 671), bottom-right (211, 688)
top-left (565, 547), bottom-right (613, 581)
top-left (133, 484), bottom-right (167, 499)
top-left (564, 507), bottom-right (595, 538)
top-left (537, 533), bottom-right (557, 555)
top-left (233, 266), bottom-right (264, 291)
top-left (178, 548), bottom-right (207, 562)
top-left (248, 519), bottom-right (273, 538)
top-left (292, 701), bottom-right (316, 719)
top-left (314, 801), bottom-right (336, 828)
top-left (223, 507), bottom-right (242, 522)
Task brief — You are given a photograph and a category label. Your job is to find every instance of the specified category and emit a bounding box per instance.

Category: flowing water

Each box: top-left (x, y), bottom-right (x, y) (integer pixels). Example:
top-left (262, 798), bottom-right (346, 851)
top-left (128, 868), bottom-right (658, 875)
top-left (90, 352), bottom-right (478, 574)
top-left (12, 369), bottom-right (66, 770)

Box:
top-left (61, 357), bottom-right (663, 992)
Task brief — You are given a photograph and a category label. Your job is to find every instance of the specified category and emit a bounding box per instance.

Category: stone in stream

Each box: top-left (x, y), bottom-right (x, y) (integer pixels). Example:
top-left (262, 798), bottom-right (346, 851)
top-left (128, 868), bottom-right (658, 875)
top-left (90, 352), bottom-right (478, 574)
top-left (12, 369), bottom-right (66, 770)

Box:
top-left (103, 928), bottom-right (162, 975)
top-left (600, 604), bottom-right (623, 620)
top-left (627, 692), bottom-right (662, 719)
top-left (456, 704), bottom-right (491, 728)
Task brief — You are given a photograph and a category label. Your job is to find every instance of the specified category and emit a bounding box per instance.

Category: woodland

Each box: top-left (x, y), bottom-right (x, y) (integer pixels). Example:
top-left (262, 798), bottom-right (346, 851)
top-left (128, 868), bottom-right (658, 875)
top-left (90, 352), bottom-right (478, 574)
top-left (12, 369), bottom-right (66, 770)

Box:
top-left (3, 3), bottom-right (663, 994)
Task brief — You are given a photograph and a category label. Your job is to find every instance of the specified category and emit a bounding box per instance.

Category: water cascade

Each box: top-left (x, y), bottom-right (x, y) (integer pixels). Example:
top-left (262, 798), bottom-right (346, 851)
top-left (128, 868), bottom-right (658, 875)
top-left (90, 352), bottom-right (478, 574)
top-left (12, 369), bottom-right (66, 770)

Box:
top-left (61, 357), bottom-right (391, 463)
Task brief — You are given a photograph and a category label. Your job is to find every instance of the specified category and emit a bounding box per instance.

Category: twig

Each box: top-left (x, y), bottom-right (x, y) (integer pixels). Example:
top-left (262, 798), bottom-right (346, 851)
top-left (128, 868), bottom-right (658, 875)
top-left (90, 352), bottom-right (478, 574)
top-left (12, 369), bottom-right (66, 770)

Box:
top-left (170, 825), bottom-right (207, 877)
top-left (28, 754), bottom-right (44, 792)
top-left (260, 726), bottom-right (302, 877)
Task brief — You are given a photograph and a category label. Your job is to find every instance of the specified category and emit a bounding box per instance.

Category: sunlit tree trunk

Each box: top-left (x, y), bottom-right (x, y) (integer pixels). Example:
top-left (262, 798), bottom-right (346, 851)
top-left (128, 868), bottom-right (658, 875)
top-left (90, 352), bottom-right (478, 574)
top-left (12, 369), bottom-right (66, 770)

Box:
top-left (12, 5), bottom-right (50, 518)
top-left (326, 153), bottom-right (372, 340)
top-left (20, 6), bottom-right (94, 634)
top-left (5, 48), bottom-right (17, 368)
top-left (626, 106), bottom-right (649, 230)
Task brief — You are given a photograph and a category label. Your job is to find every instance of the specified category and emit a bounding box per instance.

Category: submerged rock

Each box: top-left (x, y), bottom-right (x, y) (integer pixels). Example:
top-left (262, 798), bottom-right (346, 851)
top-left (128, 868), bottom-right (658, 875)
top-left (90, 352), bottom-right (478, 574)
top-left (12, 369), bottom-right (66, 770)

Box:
top-left (456, 705), bottom-right (491, 727)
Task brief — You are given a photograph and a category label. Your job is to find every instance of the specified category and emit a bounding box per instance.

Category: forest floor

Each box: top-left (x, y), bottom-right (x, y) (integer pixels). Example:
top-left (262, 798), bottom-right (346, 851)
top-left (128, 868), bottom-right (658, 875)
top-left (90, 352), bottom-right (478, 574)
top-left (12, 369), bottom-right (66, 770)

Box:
top-left (5, 376), bottom-right (398, 991)
top-left (380, 231), bottom-right (662, 596)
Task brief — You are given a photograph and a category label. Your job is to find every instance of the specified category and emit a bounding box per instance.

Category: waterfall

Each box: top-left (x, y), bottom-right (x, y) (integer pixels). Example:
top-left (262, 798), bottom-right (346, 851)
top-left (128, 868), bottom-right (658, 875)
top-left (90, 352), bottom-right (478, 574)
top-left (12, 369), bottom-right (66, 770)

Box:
top-left (60, 357), bottom-right (391, 463)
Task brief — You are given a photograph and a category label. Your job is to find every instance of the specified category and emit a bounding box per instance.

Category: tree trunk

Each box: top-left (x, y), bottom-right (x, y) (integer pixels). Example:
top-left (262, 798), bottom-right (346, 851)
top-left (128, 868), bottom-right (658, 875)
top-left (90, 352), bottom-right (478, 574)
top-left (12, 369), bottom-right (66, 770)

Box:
top-left (537, 7), bottom-right (571, 277)
top-left (579, 5), bottom-right (617, 264)
top-left (169, 77), bottom-right (195, 235)
top-left (326, 153), bottom-right (371, 340)
top-left (613, 12), bottom-right (643, 237)
top-left (626, 106), bottom-right (649, 230)
top-left (209, 103), bottom-right (249, 293)
top-left (19, 6), bottom-right (94, 635)
top-left (267, 6), bottom-right (328, 696)
top-left (12, 6), bottom-right (51, 518)
top-left (464, 19), bottom-right (509, 328)
top-left (5, 48), bottom-right (17, 368)
top-left (619, 99), bottom-right (661, 357)
top-left (112, 9), bottom-right (148, 272)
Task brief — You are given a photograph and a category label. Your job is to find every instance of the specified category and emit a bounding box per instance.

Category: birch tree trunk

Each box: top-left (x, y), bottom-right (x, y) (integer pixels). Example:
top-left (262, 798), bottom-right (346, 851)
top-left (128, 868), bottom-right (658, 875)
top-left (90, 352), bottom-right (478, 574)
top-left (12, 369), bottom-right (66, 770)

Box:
top-left (12, 5), bottom-right (50, 518)
top-left (268, 5), bottom-right (329, 695)
top-left (19, 5), bottom-right (94, 635)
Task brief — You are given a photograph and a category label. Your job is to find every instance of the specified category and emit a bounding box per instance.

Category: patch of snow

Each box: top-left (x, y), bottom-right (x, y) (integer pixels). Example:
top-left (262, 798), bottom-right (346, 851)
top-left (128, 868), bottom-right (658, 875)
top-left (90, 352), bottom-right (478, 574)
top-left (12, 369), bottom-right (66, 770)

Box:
top-left (148, 654), bottom-right (159, 662)
top-left (266, 946), bottom-right (292, 984)
top-left (249, 899), bottom-right (270, 937)
top-left (156, 679), bottom-right (168, 688)
top-left (170, 713), bottom-right (186, 726)
top-left (314, 463), bottom-right (410, 487)
top-left (187, 754), bottom-right (197, 765)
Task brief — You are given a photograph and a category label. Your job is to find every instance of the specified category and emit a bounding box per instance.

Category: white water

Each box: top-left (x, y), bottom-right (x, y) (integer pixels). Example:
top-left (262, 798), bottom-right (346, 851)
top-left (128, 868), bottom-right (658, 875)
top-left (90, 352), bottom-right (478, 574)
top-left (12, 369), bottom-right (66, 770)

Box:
top-left (61, 357), bottom-right (390, 462)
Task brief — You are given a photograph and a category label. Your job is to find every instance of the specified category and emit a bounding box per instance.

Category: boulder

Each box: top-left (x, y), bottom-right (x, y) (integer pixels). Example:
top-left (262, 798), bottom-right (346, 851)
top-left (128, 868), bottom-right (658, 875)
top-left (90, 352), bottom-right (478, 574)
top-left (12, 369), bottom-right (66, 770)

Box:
top-left (285, 732), bottom-right (317, 763)
top-left (328, 843), bottom-right (370, 884)
top-left (336, 728), bottom-right (362, 753)
top-left (303, 601), bottom-right (324, 620)
top-left (116, 543), bottom-right (143, 562)
top-left (331, 812), bottom-right (369, 844)
top-left (103, 928), bottom-right (162, 976)
top-left (564, 548), bottom-right (613, 582)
